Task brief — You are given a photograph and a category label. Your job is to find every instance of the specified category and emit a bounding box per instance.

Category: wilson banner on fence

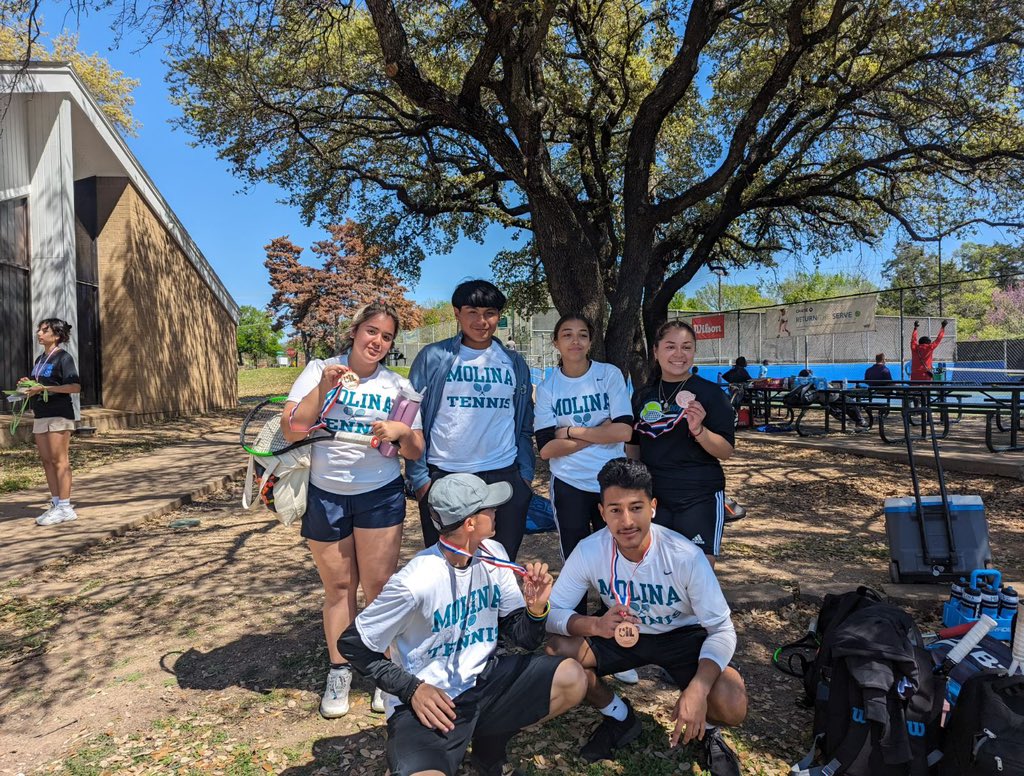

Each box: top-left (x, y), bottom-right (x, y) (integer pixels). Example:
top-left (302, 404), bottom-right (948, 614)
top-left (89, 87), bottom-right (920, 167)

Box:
top-left (766, 296), bottom-right (878, 338)
top-left (690, 314), bottom-right (725, 340)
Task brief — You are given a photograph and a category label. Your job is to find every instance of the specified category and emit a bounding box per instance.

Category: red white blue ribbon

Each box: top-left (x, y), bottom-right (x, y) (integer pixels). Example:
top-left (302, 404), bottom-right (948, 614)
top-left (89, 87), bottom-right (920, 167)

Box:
top-left (609, 535), bottom-right (655, 614)
top-left (438, 538), bottom-right (528, 577)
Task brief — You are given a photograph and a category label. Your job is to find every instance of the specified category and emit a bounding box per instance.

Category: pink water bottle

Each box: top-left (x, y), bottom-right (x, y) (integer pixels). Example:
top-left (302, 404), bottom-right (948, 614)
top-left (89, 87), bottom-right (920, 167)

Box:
top-left (378, 387), bottom-right (422, 458)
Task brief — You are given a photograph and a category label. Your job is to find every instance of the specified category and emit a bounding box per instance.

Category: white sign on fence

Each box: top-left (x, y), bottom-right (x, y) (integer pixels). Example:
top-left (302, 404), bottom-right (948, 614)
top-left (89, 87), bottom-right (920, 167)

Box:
top-left (766, 295), bottom-right (878, 338)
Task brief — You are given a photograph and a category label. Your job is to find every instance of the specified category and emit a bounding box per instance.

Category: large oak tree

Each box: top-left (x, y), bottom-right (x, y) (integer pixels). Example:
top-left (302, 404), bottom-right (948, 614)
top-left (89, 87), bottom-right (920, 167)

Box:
top-left (24, 0), bottom-right (1024, 379)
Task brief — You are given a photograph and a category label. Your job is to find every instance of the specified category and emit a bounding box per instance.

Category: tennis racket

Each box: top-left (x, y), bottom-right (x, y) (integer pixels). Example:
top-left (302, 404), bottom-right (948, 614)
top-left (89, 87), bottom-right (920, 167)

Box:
top-left (240, 396), bottom-right (375, 456)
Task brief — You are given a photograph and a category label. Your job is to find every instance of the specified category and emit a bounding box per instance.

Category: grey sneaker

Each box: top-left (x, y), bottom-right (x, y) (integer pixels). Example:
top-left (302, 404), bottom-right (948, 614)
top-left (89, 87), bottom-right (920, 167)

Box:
top-left (612, 669), bottom-right (640, 684)
top-left (371, 686), bottom-right (386, 713)
top-left (319, 667), bottom-right (352, 718)
top-left (37, 504), bottom-right (77, 526)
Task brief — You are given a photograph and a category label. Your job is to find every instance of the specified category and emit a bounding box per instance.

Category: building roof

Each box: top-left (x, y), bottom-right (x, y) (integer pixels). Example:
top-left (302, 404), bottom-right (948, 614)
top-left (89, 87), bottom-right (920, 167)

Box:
top-left (0, 60), bottom-right (238, 322)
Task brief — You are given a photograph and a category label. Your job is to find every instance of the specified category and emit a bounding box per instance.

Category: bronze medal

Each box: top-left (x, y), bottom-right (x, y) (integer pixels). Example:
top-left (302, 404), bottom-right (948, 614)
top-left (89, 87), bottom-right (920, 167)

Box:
top-left (676, 389), bottom-right (695, 410)
top-left (340, 371), bottom-right (360, 389)
top-left (614, 621), bottom-right (639, 648)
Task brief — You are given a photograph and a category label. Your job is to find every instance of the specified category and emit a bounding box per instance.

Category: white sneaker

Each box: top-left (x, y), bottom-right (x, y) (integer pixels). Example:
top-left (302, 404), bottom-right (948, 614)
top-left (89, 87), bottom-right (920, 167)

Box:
top-left (35, 504), bottom-right (58, 525)
top-left (612, 668), bottom-right (640, 684)
top-left (37, 504), bottom-right (78, 526)
top-left (371, 686), bottom-right (386, 713)
top-left (319, 667), bottom-right (352, 718)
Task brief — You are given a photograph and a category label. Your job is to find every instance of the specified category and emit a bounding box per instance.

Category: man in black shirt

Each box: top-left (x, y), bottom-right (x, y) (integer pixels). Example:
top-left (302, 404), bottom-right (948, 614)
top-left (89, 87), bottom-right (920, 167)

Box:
top-left (720, 357), bottom-right (752, 385)
top-left (864, 353), bottom-right (894, 386)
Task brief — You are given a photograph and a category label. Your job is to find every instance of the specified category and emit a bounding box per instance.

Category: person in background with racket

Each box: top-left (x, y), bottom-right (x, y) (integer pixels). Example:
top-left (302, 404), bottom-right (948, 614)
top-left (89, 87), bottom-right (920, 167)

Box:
top-left (627, 320), bottom-right (736, 568)
top-left (21, 319), bottom-right (82, 526)
top-left (281, 302), bottom-right (424, 719)
top-left (545, 458), bottom-right (746, 774)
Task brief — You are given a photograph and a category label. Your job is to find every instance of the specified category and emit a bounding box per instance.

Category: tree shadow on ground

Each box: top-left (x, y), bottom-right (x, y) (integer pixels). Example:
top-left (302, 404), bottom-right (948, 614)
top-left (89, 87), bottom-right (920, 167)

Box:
top-left (170, 608), bottom-right (325, 695)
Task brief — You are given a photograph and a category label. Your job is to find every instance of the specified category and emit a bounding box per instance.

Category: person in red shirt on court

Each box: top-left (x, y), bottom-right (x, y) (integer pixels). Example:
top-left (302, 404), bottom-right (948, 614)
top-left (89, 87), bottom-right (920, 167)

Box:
top-left (910, 319), bottom-right (947, 380)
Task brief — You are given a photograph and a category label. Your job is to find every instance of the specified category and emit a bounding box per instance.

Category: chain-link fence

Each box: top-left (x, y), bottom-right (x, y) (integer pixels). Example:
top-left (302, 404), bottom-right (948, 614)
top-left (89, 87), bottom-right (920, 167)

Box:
top-left (398, 273), bottom-right (1024, 384)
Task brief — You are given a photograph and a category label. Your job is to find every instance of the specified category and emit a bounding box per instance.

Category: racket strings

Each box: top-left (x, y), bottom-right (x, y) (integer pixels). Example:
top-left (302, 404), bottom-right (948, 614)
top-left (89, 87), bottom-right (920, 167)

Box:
top-left (243, 410), bottom-right (289, 455)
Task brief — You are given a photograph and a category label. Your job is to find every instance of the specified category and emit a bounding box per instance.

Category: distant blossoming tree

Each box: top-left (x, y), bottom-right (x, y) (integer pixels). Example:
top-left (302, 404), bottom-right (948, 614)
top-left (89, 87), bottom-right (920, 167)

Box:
top-left (265, 221), bottom-right (422, 359)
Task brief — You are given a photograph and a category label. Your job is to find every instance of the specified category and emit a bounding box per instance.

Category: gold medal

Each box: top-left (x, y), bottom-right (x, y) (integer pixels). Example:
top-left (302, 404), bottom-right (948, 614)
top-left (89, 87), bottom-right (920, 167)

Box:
top-left (340, 371), bottom-right (360, 389)
top-left (614, 621), bottom-right (639, 648)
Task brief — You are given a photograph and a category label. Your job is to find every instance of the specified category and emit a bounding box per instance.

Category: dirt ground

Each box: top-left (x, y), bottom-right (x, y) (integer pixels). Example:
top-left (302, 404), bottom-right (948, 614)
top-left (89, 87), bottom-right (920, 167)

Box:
top-left (2, 441), bottom-right (1023, 776)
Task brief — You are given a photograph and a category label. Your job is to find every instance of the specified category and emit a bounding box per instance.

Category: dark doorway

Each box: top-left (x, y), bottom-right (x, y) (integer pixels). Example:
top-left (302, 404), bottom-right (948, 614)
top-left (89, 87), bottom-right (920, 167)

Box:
top-left (0, 198), bottom-right (31, 394)
top-left (74, 178), bottom-right (108, 407)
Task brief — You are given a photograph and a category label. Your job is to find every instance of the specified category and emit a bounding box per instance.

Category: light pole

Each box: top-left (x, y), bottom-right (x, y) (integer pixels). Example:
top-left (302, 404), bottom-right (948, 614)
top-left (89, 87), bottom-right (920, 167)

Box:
top-left (709, 263), bottom-right (728, 311)
top-left (708, 263), bottom-right (728, 365)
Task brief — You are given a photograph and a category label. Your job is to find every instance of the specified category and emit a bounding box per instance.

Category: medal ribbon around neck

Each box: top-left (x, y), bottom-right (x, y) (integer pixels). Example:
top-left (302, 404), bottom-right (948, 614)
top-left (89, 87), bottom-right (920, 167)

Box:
top-left (438, 538), bottom-right (528, 577)
top-left (610, 534), bottom-right (655, 614)
top-left (32, 347), bottom-right (61, 380)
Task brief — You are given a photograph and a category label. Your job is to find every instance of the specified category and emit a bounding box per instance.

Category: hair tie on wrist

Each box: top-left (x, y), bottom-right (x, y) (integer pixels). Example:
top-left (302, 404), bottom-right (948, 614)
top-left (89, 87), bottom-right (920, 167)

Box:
top-left (694, 425), bottom-right (705, 438)
top-left (566, 426), bottom-right (573, 440)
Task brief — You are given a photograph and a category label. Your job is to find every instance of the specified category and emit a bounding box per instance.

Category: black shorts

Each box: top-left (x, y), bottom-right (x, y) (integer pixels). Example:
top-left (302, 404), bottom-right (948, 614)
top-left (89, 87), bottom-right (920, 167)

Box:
top-left (654, 490), bottom-right (725, 556)
top-left (386, 653), bottom-right (565, 776)
top-left (586, 624), bottom-right (709, 689)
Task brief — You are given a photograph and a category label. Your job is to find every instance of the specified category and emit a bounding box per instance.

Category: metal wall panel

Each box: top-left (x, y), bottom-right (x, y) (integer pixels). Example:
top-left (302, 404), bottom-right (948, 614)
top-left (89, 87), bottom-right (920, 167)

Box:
top-left (0, 96), bottom-right (30, 196)
top-left (26, 93), bottom-right (80, 417)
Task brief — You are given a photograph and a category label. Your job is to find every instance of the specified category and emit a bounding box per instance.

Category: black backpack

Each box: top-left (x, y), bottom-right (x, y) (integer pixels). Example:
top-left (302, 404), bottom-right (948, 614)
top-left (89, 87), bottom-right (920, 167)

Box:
top-left (790, 603), bottom-right (945, 776)
top-left (939, 672), bottom-right (1024, 775)
top-left (773, 586), bottom-right (885, 705)
top-left (784, 382), bottom-right (819, 408)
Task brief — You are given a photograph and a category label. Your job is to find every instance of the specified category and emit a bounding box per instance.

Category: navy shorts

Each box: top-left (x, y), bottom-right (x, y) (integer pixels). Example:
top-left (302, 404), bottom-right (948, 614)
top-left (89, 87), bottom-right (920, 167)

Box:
top-left (301, 477), bottom-right (406, 542)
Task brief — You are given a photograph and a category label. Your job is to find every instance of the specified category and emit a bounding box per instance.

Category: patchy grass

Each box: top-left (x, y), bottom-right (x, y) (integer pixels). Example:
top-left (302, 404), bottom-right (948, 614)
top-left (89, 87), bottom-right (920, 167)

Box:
top-left (238, 366), bottom-right (303, 400)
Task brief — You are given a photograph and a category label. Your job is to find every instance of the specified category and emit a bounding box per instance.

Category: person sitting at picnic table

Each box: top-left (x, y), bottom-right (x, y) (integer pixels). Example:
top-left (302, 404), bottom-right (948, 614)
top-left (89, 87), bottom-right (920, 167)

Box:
top-left (864, 353), bottom-right (894, 386)
top-left (720, 357), bottom-right (752, 384)
top-left (910, 320), bottom-right (947, 380)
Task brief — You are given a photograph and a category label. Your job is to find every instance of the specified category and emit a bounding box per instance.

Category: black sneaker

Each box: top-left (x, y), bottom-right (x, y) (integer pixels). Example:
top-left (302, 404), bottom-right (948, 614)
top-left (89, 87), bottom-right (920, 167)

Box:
top-left (697, 727), bottom-right (741, 776)
top-left (579, 700), bottom-right (643, 762)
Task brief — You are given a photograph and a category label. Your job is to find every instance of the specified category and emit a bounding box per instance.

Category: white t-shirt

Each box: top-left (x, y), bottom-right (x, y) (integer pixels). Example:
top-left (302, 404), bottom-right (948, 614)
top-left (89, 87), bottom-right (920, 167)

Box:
top-left (286, 356), bottom-right (422, 495)
top-left (355, 540), bottom-right (525, 717)
top-left (534, 361), bottom-right (632, 493)
top-left (428, 343), bottom-right (517, 472)
top-left (546, 524), bottom-right (737, 670)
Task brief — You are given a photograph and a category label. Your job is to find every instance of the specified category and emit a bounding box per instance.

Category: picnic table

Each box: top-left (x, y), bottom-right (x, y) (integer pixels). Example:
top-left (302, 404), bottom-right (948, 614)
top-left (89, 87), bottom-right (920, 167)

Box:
top-left (857, 382), bottom-right (1024, 453)
top-left (740, 379), bottom-right (1024, 452)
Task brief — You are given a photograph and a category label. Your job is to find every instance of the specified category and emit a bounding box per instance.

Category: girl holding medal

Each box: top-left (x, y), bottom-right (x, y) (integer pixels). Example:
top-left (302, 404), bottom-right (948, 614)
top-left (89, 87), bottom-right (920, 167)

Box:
top-left (23, 319), bottom-right (82, 526)
top-left (628, 320), bottom-right (735, 567)
top-left (282, 303), bottom-right (425, 719)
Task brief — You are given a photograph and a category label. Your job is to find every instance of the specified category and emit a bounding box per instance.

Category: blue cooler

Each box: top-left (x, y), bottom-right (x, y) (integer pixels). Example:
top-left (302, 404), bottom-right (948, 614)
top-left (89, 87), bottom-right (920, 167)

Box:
top-left (884, 495), bottom-right (991, 583)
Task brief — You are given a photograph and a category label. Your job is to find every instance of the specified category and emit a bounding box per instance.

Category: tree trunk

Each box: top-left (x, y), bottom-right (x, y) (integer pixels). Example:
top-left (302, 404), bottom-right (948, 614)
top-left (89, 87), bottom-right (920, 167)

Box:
top-left (528, 185), bottom-right (608, 359)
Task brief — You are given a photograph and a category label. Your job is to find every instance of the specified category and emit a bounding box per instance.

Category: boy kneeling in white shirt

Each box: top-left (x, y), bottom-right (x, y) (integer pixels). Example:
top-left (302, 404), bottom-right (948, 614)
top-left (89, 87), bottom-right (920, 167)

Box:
top-left (546, 458), bottom-right (747, 775)
top-left (340, 473), bottom-right (587, 776)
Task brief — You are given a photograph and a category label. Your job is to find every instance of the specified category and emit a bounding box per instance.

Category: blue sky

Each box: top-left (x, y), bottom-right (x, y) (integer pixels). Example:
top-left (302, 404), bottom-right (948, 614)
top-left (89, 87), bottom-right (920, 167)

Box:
top-left (36, 5), bottom-right (1018, 311)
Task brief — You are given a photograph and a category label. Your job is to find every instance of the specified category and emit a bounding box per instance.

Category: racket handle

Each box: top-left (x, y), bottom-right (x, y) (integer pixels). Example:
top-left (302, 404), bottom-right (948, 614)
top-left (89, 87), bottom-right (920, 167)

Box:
top-left (937, 614), bottom-right (997, 675)
top-left (334, 431), bottom-right (374, 446)
top-left (1009, 606), bottom-right (1023, 676)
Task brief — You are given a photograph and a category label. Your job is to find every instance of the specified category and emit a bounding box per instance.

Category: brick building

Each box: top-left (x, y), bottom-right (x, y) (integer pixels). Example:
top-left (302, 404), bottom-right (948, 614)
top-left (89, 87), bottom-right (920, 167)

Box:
top-left (0, 62), bottom-right (238, 421)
